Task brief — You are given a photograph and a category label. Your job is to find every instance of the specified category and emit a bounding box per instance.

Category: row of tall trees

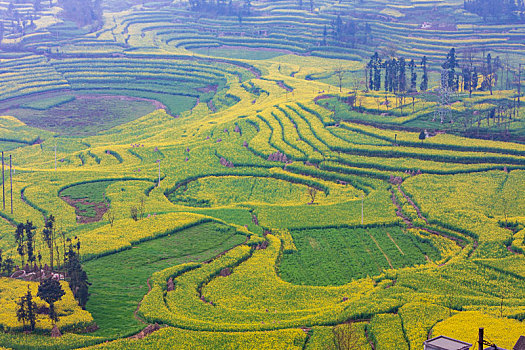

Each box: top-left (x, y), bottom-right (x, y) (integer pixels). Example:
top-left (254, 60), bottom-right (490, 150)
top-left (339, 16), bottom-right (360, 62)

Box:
top-left (442, 47), bottom-right (502, 96)
top-left (187, 0), bottom-right (251, 18)
top-left (366, 53), bottom-right (429, 93)
top-left (366, 48), bottom-right (505, 96)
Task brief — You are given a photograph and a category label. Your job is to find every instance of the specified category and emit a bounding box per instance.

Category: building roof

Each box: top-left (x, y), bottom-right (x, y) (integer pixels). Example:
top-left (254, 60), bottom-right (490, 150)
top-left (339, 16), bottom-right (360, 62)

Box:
top-left (424, 335), bottom-right (473, 350)
top-left (484, 346), bottom-right (508, 350)
top-left (514, 336), bottom-right (525, 350)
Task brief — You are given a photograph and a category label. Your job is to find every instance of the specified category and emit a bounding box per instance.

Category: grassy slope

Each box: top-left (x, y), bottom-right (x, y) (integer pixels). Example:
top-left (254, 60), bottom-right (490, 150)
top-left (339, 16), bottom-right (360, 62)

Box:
top-left (83, 222), bottom-right (245, 338)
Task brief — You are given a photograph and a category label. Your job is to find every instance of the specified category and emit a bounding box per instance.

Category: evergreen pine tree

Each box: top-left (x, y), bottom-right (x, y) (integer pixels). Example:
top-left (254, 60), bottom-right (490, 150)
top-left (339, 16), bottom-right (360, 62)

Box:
top-left (420, 56), bottom-right (428, 91)
top-left (399, 57), bottom-right (407, 93)
top-left (25, 221), bottom-right (36, 266)
top-left (442, 48), bottom-right (459, 90)
top-left (17, 286), bottom-right (37, 331)
top-left (14, 223), bottom-right (25, 267)
top-left (65, 242), bottom-right (91, 308)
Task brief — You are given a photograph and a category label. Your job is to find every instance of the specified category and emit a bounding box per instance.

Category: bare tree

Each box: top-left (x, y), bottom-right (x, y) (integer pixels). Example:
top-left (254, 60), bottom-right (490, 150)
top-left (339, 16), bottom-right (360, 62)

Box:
top-left (138, 197), bottom-right (146, 220)
top-left (130, 206), bottom-right (138, 221)
top-left (333, 323), bottom-right (359, 350)
top-left (334, 64), bottom-right (346, 92)
top-left (308, 187), bottom-right (318, 204)
top-left (105, 207), bottom-right (115, 227)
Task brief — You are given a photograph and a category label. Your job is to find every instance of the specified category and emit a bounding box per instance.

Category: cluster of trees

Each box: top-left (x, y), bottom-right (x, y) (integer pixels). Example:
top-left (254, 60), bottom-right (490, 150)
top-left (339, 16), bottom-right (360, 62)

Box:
top-left (442, 47), bottom-right (503, 96)
top-left (0, 1), bottom-right (39, 39)
top-left (7, 215), bottom-right (90, 309)
top-left (57, 0), bottom-right (103, 30)
top-left (16, 278), bottom-right (65, 332)
top-left (12, 216), bottom-right (64, 270)
top-left (464, 0), bottom-right (525, 22)
top-left (0, 249), bottom-right (15, 276)
top-left (187, 0), bottom-right (252, 19)
top-left (324, 16), bottom-right (372, 47)
top-left (366, 53), bottom-right (429, 93)
top-left (130, 197), bottom-right (146, 221)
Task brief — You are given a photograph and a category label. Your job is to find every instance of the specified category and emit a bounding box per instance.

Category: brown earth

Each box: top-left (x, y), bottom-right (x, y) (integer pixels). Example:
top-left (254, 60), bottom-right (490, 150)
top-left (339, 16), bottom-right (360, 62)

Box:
top-left (60, 196), bottom-right (109, 224)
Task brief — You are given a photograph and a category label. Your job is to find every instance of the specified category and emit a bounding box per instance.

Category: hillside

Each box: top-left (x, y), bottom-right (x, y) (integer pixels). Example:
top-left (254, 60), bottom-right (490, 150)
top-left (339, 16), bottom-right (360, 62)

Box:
top-left (0, 0), bottom-right (524, 349)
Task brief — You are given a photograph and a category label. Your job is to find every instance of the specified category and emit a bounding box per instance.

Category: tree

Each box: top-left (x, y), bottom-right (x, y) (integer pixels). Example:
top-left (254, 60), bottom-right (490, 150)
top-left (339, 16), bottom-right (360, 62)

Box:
top-left (42, 215), bottom-right (55, 270)
top-left (334, 64), bottom-right (346, 92)
top-left (1, 249), bottom-right (14, 276)
top-left (420, 56), bottom-right (428, 91)
top-left (443, 48), bottom-right (460, 91)
top-left (494, 55), bottom-right (502, 89)
top-left (105, 207), bottom-right (115, 227)
top-left (398, 57), bottom-right (407, 93)
top-left (17, 285), bottom-right (37, 332)
top-left (15, 223), bottom-right (26, 266)
top-left (419, 130), bottom-right (426, 142)
top-left (368, 52), bottom-right (382, 91)
top-left (482, 53), bottom-right (494, 95)
top-left (138, 197), bottom-right (146, 220)
top-left (37, 278), bottom-right (65, 323)
top-left (130, 206), bottom-right (138, 221)
top-left (58, 0), bottom-right (103, 31)
top-left (472, 66), bottom-right (479, 91)
top-left (333, 323), bottom-right (359, 350)
top-left (308, 187), bottom-right (318, 204)
top-left (409, 59), bottom-right (417, 92)
top-left (462, 66), bottom-right (472, 97)
top-left (25, 221), bottom-right (36, 266)
top-left (65, 242), bottom-right (90, 308)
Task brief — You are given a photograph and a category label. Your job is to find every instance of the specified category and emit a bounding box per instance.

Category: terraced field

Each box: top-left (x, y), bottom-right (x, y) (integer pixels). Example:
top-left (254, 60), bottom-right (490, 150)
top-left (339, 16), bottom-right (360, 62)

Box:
top-left (0, 0), bottom-right (525, 348)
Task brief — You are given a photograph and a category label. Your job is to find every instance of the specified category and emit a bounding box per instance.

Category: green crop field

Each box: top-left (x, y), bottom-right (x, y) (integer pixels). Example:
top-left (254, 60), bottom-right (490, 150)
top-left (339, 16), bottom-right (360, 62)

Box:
top-left (0, 0), bottom-right (524, 348)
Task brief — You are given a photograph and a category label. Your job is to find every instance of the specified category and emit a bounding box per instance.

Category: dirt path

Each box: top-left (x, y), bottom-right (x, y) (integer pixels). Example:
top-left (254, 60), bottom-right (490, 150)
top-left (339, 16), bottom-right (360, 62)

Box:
top-left (390, 184), bottom-right (468, 256)
top-left (387, 232), bottom-right (405, 255)
top-left (133, 277), bottom-right (151, 325)
top-left (207, 100), bottom-right (217, 113)
top-left (391, 189), bottom-right (413, 227)
top-left (0, 214), bottom-right (15, 227)
top-left (277, 81), bottom-right (293, 92)
top-left (369, 233), bottom-right (394, 269)
top-left (397, 185), bottom-right (428, 224)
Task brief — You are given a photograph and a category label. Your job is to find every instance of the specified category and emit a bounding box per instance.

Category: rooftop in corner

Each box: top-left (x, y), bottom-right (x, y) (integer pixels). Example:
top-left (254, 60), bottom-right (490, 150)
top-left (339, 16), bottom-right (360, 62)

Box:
top-left (424, 336), bottom-right (472, 350)
top-left (514, 336), bottom-right (525, 350)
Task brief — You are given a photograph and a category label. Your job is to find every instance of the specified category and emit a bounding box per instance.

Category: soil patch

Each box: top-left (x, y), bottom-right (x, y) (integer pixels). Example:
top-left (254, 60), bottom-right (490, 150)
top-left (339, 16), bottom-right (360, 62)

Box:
top-left (196, 84), bottom-right (218, 93)
top-left (61, 196), bottom-right (109, 224)
top-left (4, 93), bottom-right (160, 136)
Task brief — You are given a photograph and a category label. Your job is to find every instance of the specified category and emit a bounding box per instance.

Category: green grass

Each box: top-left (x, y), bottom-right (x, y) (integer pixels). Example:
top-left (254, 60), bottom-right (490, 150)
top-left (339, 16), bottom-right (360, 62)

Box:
top-left (83, 222), bottom-right (246, 338)
top-left (60, 181), bottom-right (115, 203)
top-left (184, 207), bottom-right (263, 235)
top-left (19, 95), bottom-right (76, 110)
top-left (191, 47), bottom-right (286, 60)
top-left (279, 226), bottom-right (439, 286)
